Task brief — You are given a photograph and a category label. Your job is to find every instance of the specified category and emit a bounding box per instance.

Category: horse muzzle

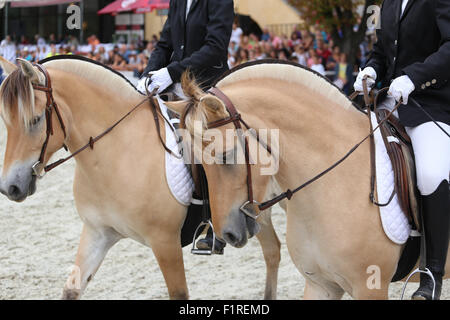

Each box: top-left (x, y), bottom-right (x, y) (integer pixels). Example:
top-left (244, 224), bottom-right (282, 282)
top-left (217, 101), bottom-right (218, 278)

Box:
top-left (221, 205), bottom-right (261, 248)
top-left (1, 162), bottom-right (38, 202)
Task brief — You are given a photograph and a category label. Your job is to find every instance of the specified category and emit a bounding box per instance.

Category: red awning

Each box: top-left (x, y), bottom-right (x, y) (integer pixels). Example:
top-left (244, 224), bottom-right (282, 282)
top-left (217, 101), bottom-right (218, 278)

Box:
top-left (11, 0), bottom-right (81, 7)
top-left (98, 0), bottom-right (169, 15)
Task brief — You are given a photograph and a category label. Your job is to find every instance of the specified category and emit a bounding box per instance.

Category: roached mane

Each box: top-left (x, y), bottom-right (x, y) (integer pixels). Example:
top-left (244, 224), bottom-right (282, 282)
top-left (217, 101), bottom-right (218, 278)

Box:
top-left (0, 55), bottom-right (141, 130)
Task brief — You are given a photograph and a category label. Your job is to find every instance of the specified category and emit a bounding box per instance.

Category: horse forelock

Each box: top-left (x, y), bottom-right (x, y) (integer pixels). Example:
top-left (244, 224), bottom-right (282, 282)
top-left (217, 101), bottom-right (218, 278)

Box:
top-left (0, 69), bottom-right (36, 129)
top-left (180, 72), bottom-right (211, 137)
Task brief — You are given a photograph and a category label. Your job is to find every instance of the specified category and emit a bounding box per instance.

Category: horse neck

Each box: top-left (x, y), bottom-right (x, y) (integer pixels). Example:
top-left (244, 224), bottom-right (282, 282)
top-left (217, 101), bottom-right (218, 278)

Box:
top-left (223, 79), bottom-right (369, 193)
top-left (51, 70), bottom-right (146, 153)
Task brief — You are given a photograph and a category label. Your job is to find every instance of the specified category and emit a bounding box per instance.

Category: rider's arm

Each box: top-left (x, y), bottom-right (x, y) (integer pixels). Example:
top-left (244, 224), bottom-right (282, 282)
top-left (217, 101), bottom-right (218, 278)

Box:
top-left (142, 1), bottom-right (174, 76)
top-left (166, 0), bottom-right (234, 83)
top-left (402, 0), bottom-right (450, 91)
top-left (365, 3), bottom-right (387, 81)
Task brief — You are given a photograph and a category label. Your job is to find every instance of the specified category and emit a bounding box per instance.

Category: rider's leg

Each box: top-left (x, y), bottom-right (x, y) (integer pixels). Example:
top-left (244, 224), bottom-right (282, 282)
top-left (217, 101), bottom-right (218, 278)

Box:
top-left (196, 227), bottom-right (227, 254)
top-left (406, 122), bottom-right (450, 300)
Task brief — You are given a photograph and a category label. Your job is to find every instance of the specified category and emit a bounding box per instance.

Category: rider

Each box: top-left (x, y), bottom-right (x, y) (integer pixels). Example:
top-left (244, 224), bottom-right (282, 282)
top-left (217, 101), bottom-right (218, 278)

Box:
top-left (137, 0), bottom-right (234, 254)
top-left (354, 0), bottom-right (450, 300)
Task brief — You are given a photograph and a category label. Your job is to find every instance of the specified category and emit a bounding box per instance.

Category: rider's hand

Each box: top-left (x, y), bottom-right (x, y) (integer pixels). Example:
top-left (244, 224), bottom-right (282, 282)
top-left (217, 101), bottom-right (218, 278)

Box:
top-left (354, 67), bottom-right (377, 93)
top-left (388, 75), bottom-right (415, 105)
top-left (137, 76), bottom-right (150, 93)
top-left (137, 68), bottom-right (173, 94)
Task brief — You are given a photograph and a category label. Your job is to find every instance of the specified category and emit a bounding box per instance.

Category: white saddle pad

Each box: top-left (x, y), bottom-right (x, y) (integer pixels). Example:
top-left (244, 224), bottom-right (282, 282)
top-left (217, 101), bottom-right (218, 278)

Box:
top-left (371, 112), bottom-right (411, 244)
top-left (157, 96), bottom-right (194, 206)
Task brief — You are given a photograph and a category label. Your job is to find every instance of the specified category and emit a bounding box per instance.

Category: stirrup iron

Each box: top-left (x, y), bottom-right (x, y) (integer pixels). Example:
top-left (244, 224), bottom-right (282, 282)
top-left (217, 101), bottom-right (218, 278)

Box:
top-left (400, 267), bottom-right (436, 300)
top-left (191, 220), bottom-right (217, 256)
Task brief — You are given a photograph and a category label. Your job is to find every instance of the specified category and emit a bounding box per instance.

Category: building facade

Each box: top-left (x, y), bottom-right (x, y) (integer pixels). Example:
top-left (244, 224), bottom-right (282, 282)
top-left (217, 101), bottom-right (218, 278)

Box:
top-left (0, 1), bottom-right (115, 43)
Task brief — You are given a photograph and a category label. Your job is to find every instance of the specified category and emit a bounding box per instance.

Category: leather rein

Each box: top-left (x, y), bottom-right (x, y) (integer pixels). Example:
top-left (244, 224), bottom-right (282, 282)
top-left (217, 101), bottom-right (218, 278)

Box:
top-left (205, 79), bottom-right (403, 219)
top-left (30, 63), bottom-right (172, 178)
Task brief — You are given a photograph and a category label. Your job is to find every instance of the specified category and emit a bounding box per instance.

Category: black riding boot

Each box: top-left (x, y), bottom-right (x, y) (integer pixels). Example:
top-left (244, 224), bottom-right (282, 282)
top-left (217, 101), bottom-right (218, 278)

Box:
top-left (412, 180), bottom-right (450, 300)
top-left (196, 228), bottom-right (226, 255)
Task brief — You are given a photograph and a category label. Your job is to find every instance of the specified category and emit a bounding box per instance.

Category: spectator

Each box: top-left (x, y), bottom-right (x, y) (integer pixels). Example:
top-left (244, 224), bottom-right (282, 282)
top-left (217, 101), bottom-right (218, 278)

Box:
top-left (143, 42), bottom-right (154, 59)
top-left (0, 35), bottom-right (17, 62)
top-left (310, 55), bottom-right (326, 76)
top-left (333, 53), bottom-right (354, 94)
top-left (236, 48), bottom-right (249, 65)
top-left (292, 45), bottom-right (307, 66)
top-left (111, 54), bottom-right (127, 71)
top-left (118, 44), bottom-right (131, 63)
top-left (316, 40), bottom-right (332, 66)
top-left (230, 22), bottom-right (243, 46)
top-left (46, 44), bottom-right (59, 58)
top-left (35, 34), bottom-right (46, 47)
top-left (326, 46), bottom-right (341, 71)
top-left (261, 28), bottom-right (271, 42)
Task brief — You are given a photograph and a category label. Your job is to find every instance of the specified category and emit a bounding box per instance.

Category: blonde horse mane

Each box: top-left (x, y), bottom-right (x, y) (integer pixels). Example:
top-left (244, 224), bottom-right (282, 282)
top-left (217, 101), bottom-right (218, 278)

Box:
top-left (0, 56), bottom-right (140, 130)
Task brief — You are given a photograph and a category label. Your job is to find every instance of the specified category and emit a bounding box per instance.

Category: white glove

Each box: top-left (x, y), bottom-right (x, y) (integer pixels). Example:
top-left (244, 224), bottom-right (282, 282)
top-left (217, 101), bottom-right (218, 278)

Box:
top-left (388, 75), bottom-right (415, 105)
top-left (137, 68), bottom-right (173, 94)
top-left (354, 67), bottom-right (377, 93)
top-left (137, 76), bottom-right (150, 93)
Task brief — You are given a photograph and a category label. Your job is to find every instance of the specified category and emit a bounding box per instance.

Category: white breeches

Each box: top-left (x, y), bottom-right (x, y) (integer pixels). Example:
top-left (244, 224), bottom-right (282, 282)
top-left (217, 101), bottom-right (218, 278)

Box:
top-left (406, 122), bottom-right (450, 196)
top-left (378, 96), bottom-right (450, 196)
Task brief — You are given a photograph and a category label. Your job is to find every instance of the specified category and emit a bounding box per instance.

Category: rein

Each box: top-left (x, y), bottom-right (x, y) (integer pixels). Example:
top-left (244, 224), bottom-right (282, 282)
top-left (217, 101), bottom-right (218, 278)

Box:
top-left (204, 79), bottom-right (403, 218)
top-left (30, 63), bottom-right (170, 178)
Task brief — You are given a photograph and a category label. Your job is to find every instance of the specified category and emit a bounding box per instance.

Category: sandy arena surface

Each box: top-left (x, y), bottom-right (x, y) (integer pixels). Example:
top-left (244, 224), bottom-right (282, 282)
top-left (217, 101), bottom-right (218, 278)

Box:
top-left (0, 120), bottom-right (448, 300)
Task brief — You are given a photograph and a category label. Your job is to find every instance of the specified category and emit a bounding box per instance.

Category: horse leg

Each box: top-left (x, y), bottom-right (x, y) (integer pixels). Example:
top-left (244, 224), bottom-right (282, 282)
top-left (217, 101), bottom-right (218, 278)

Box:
top-left (256, 209), bottom-right (281, 300)
top-left (151, 236), bottom-right (189, 300)
top-left (62, 224), bottom-right (121, 300)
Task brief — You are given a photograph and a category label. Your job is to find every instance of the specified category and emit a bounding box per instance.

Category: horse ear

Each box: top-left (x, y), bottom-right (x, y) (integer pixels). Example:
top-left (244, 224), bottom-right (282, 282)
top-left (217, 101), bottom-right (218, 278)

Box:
top-left (200, 95), bottom-right (227, 115)
top-left (0, 56), bottom-right (17, 76)
top-left (16, 58), bottom-right (45, 85)
top-left (165, 100), bottom-right (189, 115)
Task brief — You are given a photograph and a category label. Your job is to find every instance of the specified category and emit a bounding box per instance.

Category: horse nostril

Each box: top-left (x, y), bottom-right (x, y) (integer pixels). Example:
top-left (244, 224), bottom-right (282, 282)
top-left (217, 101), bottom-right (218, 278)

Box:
top-left (8, 185), bottom-right (21, 198)
top-left (223, 231), bottom-right (238, 244)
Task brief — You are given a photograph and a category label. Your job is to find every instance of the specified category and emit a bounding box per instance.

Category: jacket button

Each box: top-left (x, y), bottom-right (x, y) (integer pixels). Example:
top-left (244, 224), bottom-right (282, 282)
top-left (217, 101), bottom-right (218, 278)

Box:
top-left (394, 40), bottom-right (398, 45)
top-left (421, 84), bottom-right (426, 90)
top-left (181, 45), bottom-right (184, 50)
top-left (426, 81), bottom-right (431, 87)
top-left (432, 79), bottom-right (437, 84)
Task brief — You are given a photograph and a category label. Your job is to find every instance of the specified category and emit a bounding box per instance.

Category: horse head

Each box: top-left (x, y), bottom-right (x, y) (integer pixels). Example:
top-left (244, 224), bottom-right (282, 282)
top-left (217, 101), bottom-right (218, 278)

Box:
top-left (0, 57), bottom-right (68, 202)
top-left (167, 74), bottom-right (276, 248)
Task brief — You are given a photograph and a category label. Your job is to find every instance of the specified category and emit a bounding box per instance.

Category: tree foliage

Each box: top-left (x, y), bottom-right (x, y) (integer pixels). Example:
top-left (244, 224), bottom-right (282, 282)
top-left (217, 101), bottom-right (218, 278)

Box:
top-left (287, 0), bottom-right (382, 65)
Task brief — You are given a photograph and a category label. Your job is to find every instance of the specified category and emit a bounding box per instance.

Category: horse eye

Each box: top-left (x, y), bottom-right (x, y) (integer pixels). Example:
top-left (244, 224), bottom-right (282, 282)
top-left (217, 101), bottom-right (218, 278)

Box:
top-left (31, 116), bottom-right (41, 126)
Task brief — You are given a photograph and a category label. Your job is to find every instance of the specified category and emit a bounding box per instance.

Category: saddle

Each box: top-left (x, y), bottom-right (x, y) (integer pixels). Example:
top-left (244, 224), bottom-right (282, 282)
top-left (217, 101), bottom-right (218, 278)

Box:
top-left (373, 109), bottom-right (420, 230)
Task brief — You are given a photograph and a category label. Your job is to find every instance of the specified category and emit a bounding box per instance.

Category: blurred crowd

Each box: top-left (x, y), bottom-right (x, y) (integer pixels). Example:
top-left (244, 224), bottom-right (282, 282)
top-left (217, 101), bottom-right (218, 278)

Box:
top-left (227, 23), bottom-right (373, 94)
top-left (1, 24), bottom-right (373, 94)
top-left (0, 33), bottom-right (154, 80)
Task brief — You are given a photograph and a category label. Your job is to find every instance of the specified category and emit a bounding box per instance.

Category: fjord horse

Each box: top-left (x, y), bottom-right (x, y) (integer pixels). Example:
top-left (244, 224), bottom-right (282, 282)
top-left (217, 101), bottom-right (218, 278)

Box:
top-left (167, 61), bottom-right (450, 299)
top-left (0, 56), bottom-right (281, 300)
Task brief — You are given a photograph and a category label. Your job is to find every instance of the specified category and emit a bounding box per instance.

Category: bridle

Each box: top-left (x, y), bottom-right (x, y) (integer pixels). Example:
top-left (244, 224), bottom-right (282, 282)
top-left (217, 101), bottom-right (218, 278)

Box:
top-left (207, 87), bottom-right (272, 220)
top-left (31, 63), bottom-right (68, 178)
